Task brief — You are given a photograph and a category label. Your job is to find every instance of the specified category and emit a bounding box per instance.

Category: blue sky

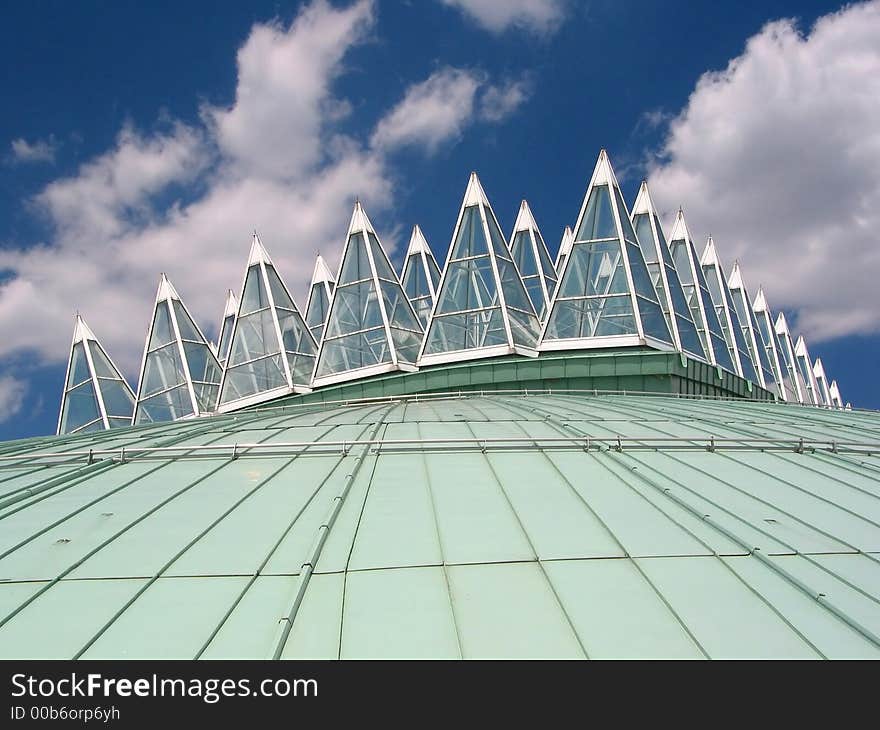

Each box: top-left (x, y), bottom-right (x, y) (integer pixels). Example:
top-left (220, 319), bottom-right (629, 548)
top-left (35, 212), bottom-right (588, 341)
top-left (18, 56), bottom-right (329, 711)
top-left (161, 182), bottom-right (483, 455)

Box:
top-left (1, 0), bottom-right (879, 440)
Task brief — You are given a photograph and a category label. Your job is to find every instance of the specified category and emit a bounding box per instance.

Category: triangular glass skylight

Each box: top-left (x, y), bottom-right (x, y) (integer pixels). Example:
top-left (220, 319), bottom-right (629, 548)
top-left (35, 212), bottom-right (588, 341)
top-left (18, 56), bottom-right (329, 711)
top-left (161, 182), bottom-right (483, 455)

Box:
top-left (631, 182), bottom-right (705, 360)
top-left (218, 236), bottom-right (317, 411)
top-left (216, 289), bottom-right (237, 368)
top-left (794, 335), bottom-right (821, 406)
top-left (829, 380), bottom-right (843, 409)
top-left (313, 203), bottom-right (424, 385)
top-left (133, 275), bottom-right (224, 423)
top-left (555, 226), bottom-right (573, 276)
top-left (304, 255), bottom-right (336, 344)
top-left (419, 173), bottom-right (542, 365)
top-left (751, 287), bottom-right (799, 403)
top-left (509, 200), bottom-right (558, 321)
top-left (813, 357), bottom-right (832, 407)
top-left (774, 313), bottom-right (809, 404)
top-left (667, 211), bottom-right (736, 372)
top-left (57, 315), bottom-right (136, 435)
top-left (727, 262), bottom-right (779, 394)
top-left (400, 225), bottom-right (441, 326)
top-left (700, 238), bottom-right (759, 383)
top-left (540, 150), bottom-right (673, 351)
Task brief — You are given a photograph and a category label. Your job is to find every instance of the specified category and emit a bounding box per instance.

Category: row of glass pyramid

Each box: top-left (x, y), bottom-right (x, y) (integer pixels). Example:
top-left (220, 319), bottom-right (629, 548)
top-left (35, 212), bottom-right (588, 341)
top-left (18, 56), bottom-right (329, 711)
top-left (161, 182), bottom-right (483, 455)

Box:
top-left (57, 149), bottom-right (846, 434)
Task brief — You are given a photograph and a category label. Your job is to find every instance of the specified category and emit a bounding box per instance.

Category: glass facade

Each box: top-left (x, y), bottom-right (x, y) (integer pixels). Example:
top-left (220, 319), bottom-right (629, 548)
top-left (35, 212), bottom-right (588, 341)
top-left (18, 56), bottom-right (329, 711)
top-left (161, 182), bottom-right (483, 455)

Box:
top-left (422, 174), bottom-right (541, 361)
top-left (57, 316), bottom-right (136, 435)
top-left (314, 204), bottom-right (423, 383)
top-left (509, 201), bottom-right (557, 322)
top-left (400, 225), bottom-right (442, 327)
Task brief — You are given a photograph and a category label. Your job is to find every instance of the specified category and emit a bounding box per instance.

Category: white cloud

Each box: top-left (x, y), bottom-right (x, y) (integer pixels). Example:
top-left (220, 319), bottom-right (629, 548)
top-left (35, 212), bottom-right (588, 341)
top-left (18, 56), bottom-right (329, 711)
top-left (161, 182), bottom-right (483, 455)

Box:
top-left (9, 136), bottom-right (57, 164)
top-left (0, 0), bottom-right (525, 384)
top-left (441, 0), bottom-right (567, 35)
top-left (478, 77), bottom-right (531, 122)
top-left (371, 68), bottom-right (531, 154)
top-left (647, 0), bottom-right (880, 343)
top-left (0, 375), bottom-right (27, 424)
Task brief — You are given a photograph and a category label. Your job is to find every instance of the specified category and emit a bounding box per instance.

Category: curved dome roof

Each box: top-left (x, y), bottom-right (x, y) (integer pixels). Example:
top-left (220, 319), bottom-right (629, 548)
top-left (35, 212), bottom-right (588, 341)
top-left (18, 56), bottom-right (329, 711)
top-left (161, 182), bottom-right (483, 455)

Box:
top-left (0, 386), bottom-right (879, 659)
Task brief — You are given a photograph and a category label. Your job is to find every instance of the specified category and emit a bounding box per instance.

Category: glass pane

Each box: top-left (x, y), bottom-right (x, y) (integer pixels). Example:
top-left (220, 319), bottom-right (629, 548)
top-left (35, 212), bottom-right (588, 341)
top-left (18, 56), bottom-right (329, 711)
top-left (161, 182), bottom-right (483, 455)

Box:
top-left (497, 256), bottom-right (538, 318)
top-left (402, 254), bottom-right (426, 300)
top-left (229, 309), bottom-right (280, 365)
top-left (193, 382), bottom-right (219, 412)
top-left (287, 352), bottom-right (316, 384)
top-left (423, 308), bottom-right (508, 354)
top-left (172, 300), bottom-right (203, 341)
top-left (220, 354), bottom-right (287, 403)
top-left (184, 341), bottom-right (221, 383)
top-left (511, 231), bottom-right (537, 276)
top-left (559, 240), bottom-right (628, 298)
top-left (575, 184), bottom-right (616, 242)
top-left (486, 211), bottom-right (512, 261)
top-left (380, 281), bottom-right (422, 332)
top-left (339, 232), bottom-right (372, 284)
top-left (451, 206), bottom-right (488, 259)
top-left (368, 233), bottom-right (398, 282)
top-left (614, 185), bottom-right (638, 244)
top-left (241, 266), bottom-right (269, 314)
top-left (278, 309), bottom-right (316, 355)
top-left (265, 265), bottom-right (297, 310)
top-left (427, 255), bottom-right (441, 289)
top-left (633, 214), bottom-right (657, 264)
top-left (637, 296), bottom-right (671, 342)
top-left (135, 384), bottom-right (194, 423)
top-left (626, 242), bottom-right (666, 310)
top-left (325, 281), bottom-right (384, 337)
top-left (546, 295), bottom-right (637, 339)
top-left (60, 381), bottom-right (100, 433)
top-left (676, 315), bottom-right (706, 358)
top-left (436, 257), bottom-right (498, 314)
top-left (108, 417), bottom-right (131, 429)
top-left (536, 231), bottom-right (556, 278)
top-left (99, 379), bottom-right (135, 418)
top-left (507, 307), bottom-right (542, 347)
top-left (305, 284), bottom-right (330, 329)
top-left (91, 343), bottom-right (122, 379)
top-left (67, 342), bottom-right (91, 387)
top-left (148, 301), bottom-right (174, 349)
top-left (142, 343), bottom-right (186, 397)
top-left (316, 330), bottom-right (392, 376)
top-left (218, 316), bottom-right (235, 362)
top-left (388, 327), bottom-right (422, 365)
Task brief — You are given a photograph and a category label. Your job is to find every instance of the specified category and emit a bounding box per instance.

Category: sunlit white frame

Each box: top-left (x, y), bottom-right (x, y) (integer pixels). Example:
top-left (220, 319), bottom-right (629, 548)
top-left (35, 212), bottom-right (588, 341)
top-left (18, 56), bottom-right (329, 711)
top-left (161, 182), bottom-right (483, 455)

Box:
top-left (303, 254), bottom-right (336, 345)
top-left (774, 313), bottom-right (809, 404)
top-left (630, 181), bottom-right (706, 361)
top-left (829, 380), bottom-right (843, 409)
top-left (554, 226), bottom-right (574, 276)
top-left (793, 335), bottom-right (821, 406)
top-left (751, 287), bottom-right (797, 403)
top-left (813, 357), bottom-right (832, 407)
top-left (216, 289), bottom-right (238, 367)
top-left (57, 315), bottom-right (136, 435)
top-left (133, 274), bottom-right (223, 423)
top-left (419, 172), bottom-right (541, 366)
top-left (312, 202), bottom-right (423, 387)
top-left (509, 200), bottom-right (558, 322)
top-left (217, 236), bottom-right (315, 413)
top-left (540, 150), bottom-right (674, 353)
top-left (400, 224), bottom-right (441, 327)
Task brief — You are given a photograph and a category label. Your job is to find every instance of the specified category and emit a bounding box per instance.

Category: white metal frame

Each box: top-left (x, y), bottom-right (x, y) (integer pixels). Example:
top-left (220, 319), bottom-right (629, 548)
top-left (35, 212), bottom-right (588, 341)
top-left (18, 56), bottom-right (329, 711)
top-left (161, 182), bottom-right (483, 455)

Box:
top-left (312, 203), bottom-right (423, 388)
top-left (750, 287), bottom-right (796, 403)
top-left (57, 315), bottom-right (136, 435)
top-left (303, 254), bottom-right (336, 344)
top-left (829, 380), bottom-right (843, 409)
top-left (538, 149), bottom-right (674, 353)
top-left (726, 263), bottom-right (774, 391)
top-left (217, 236), bottom-right (316, 414)
top-left (216, 289), bottom-right (238, 365)
top-left (793, 335), bottom-right (821, 406)
top-left (630, 181), bottom-right (706, 361)
top-left (418, 172), bottom-right (540, 367)
top-left (554, 226), bottom-right (573, 275)
top-left (774, 313), bottom-right (808, 404)
top-left (813, 357), bottom-right (832, 407)
top-left (509, 200), bottom-right (557, 321)
top-left (400, 224), bottom-right (441, 326)
top-left (133, 274), bottom-right (224, 424)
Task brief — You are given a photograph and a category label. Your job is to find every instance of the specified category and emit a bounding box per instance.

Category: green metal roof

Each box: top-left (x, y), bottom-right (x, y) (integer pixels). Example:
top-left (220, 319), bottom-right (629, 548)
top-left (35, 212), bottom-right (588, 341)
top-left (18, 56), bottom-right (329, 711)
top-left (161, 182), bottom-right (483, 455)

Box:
top-left (1, 383), bottom-right (879, 658)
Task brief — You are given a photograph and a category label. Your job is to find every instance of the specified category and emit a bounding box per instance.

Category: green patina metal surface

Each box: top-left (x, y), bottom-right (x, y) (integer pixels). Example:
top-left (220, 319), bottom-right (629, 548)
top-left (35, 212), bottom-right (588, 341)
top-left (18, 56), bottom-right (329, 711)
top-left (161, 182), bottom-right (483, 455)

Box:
top-left (0, 355), bottom-right (877, 659)
top-left (263, 349), bottom-right (773, 409)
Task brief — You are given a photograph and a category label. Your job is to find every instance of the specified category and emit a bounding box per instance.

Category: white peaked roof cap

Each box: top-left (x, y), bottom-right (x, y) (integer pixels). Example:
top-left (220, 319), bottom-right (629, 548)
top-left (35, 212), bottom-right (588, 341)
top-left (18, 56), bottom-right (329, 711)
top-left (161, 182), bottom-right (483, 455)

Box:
top-left (794, 334), bottom-right (809, 356)
top-left (775, 311), bottom-right (792, 334)
top-left (463, 172), bottom-right (491, 207)
top-left (247, 233), bottom-right (274, 266)
top-left (590, 148), bottom-right (616, 186)
top-left (310, 255), bottom-right (335, 286)
top-left (513, 200), bottom-right (539, 233)
top-left (156, 272), bottom-right (182, 302)
top-left (700, 236), bottom-right (720, 267)
top-left (405, 225), bottom-right (432, 256)
top-left (223, 289), bottom-right (238, 318)
top-left (348, 200), bottom-right (377, 235)
top-left (669, 208), bottom-right (694, 242)
top-left (753, 287), bottom-right (769, 311)
top-left (814, 357), bottom-right (827, 377)
top-left (71, 314), bottom-right (97, 344)
top-left (631, 180), bottom-right (655, 216)
top-left (727, 261), bottom-right (744, 290)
